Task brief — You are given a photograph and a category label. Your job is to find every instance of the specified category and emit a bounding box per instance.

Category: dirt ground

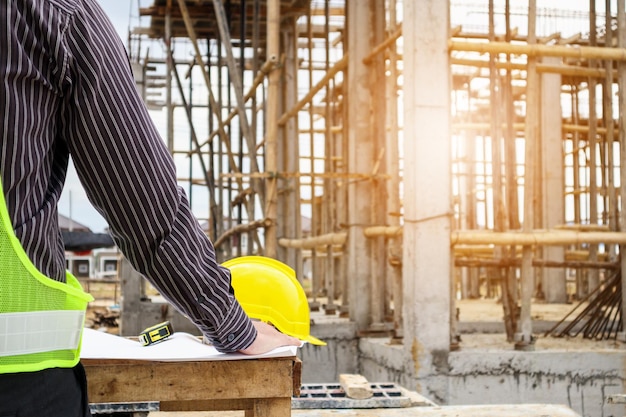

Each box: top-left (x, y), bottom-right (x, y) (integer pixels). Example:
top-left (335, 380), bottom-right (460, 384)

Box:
top-left (85, 292), bottom-right (626, 352)
top-left (454, 298), bottom-right (625, 351)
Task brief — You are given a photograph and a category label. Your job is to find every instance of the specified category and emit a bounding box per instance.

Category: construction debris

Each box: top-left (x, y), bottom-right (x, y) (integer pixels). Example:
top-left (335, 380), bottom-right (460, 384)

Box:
top-left (86, 308), bottom-right (120, 331)
top-left (339, 374), bottom-right (374, 399)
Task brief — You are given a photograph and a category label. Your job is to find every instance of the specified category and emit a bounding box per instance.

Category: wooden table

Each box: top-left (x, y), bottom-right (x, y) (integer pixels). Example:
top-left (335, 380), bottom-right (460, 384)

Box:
top-left (83, 356), bottom-right (301, 417)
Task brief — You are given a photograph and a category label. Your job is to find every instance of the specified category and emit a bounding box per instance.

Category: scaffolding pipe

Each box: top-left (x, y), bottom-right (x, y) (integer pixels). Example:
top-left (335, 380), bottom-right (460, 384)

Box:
top-left (193, 59), bottom-right (276, 153)
top-left (362, 23), bottom-right (402, 65)
top-left (453, 230), bottom-right (626, 245)
top-left (264, 0), bottom-right (280, 257)
top-left (587, 0), bottom-right (600, 298)
top-left (364, 226), bottom-right (402, 238)
top-left (278, 232), bottom-right (348, 249)
top-left (518, 0), bottom-right (538, 350)
top-left (451, 57), bottom-right (615, 78)
top-left (453, 122), bottom-right (612, 135)
top-left (618, 0), bottom-right (626, 341)
top-left (165, 0), bottom-right (173, 153)
top-left (365, 226), bottom-right (626, 245)
top-left (213, 218), bottom-right (272, 248)
top-left (455, 258), bottom-right (618, 269)
top-left (277, 54), bottom-right (349, 126)
top-left (450, 39), bottom-right (626, 61)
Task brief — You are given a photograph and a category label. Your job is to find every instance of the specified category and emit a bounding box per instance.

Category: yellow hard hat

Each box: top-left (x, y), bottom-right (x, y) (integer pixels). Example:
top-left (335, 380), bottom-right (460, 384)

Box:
top-left (223, 255), bottom-right (326, 346)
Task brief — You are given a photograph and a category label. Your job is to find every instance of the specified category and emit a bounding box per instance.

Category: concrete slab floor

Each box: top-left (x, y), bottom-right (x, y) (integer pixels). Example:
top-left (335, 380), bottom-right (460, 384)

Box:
top-left (149, 403), bottom-right (581, 416)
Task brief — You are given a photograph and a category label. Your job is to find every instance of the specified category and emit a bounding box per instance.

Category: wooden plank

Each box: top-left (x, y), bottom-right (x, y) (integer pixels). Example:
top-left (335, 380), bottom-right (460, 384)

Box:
top-left (247, 398), bottom-right (292, 417)
top-left (292, 357), bottom-right (302, 397)
top-left (84, 357), bottom-right (295, 404)
top-left (160, 398), bottom-right (256, 411)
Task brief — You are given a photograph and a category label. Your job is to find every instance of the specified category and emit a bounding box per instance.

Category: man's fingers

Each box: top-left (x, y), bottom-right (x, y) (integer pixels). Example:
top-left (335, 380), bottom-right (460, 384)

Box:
top-left (239, 321), bottom-right (303, 355)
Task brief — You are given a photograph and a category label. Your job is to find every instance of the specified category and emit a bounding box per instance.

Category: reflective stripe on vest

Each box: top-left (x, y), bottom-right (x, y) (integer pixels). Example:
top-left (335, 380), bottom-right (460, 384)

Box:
top-left (0, 178), bottom-right (93, 374)
top-left (0, 310), bottom-right (86, 356)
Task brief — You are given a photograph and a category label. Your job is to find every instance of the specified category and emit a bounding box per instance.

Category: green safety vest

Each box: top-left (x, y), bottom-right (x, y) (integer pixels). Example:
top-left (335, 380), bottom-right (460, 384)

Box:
top-left (0, 183), bottom-right (93, 374)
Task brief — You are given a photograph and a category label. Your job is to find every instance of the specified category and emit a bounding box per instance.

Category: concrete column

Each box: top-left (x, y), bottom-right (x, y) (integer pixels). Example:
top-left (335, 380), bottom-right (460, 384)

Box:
top-left (278, 18), bottom-right (302, 275)
top-left (402, 0), bottom-right (451, 401)
top-left (386, 0), bottom-right (403, 339)
top-left (368, 0), bottom-right (388, 331)
top-left (346, 0), bottom-right (374, 330)
top-left (540, 56), bottom-right (566, 303)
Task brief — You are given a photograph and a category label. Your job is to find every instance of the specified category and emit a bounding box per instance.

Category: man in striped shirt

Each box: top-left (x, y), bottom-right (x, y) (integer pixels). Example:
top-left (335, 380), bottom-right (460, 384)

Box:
top-left (0, 0), bottom-right (300, 415)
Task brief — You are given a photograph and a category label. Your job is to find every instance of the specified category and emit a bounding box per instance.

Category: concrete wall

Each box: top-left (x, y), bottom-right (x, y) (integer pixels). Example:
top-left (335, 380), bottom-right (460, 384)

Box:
top-left (447, 350), bottom-right (624, 417)
top-left (298, 320), bottom-right (359, 383)
top-left (298, 319), bottom-right (625, 417)
top-left (357, 338), bottom-right (626, 417)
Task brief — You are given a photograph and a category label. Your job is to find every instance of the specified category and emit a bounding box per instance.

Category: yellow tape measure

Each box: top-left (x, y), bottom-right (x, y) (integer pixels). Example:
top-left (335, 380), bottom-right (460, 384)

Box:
top-left (139, 321), bottom-right (173, 346)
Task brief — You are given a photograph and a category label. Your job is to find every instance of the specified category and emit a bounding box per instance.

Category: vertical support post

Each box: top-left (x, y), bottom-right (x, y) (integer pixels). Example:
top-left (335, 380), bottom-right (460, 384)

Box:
top-left (465, 126), bottom-right (480, 300)
top-left (617, 0), bottom-right (626, 342)
top-left (604, 2), bottom-right (617, 249)
top-left (503, 0), bottom-right (520, 336)
top-left (386, 0), bottom-right (403, 341)
top-left (306, 4), bottom-right (320, 312)
top-left (281, 18), bottom-right (302, 273)
top-left (323, 0), bottom-right (337, 315)
top-left (249, 0), bottom-right (261, 256)
top-left (264, 0), bottom-right (281, 258)
top-left (517, 0), bottom-right (537, 351)
top-left (541, 57), bottom-right (566, 303)
top-left (488, 0), bottom-right (510, 335)
top-left (368, 0), bottom-right (387, 331)
top-left (165, 0), bottom-right (173, 153)
top-left (346, 0), bottom-right (374, 329)
top-left (402, 0), bottom-right (451, 398)
top-left (588, 0), bottom-right (600, 298)
top-left (338, 14), bottom-right (349, 317)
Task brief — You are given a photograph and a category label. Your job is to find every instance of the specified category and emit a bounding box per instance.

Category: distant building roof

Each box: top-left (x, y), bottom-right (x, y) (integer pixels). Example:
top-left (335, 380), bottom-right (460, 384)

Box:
top-left (58, 214), bottom-right (91, 232)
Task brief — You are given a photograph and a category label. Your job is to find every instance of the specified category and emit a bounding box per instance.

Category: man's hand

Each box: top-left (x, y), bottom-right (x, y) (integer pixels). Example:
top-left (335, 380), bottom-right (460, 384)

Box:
top-left (239, 321), bottom-right (302, 355)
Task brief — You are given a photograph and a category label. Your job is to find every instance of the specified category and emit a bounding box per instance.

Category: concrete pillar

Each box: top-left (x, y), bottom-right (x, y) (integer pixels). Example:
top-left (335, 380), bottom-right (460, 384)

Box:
top-left (402, 0), bottom-right (451, 402)
top-left (368, 0), bottom-right (388, 331)
top-left (346, 0), bottom-right (375, 330)
top-left (278, 18), bottom-right (302, 276)
top-left (540, 56), bottom-right (567, 303)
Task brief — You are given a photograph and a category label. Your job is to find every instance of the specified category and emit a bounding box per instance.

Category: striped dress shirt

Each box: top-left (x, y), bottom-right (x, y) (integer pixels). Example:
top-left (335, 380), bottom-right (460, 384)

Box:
top-left (0, 0), bottom-right (256, 352)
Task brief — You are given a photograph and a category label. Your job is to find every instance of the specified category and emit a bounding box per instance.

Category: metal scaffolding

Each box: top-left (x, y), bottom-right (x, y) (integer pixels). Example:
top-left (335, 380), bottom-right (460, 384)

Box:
top-left (123, 0), bottom-right (626, 349)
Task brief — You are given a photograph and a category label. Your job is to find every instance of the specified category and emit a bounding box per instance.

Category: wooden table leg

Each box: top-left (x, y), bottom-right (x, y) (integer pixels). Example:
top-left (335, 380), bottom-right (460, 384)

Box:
top-left (245, 398), bottom-right (291, 417)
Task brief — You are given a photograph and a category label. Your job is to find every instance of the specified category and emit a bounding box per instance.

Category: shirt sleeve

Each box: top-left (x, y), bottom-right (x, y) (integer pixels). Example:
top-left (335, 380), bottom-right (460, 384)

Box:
top-left (58, 0), bottom-right (256, 352)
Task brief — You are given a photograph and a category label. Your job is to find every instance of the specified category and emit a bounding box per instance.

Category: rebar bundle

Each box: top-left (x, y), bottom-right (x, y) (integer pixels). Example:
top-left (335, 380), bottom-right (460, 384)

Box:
top-left (546, 271), bottom-right (622, 340)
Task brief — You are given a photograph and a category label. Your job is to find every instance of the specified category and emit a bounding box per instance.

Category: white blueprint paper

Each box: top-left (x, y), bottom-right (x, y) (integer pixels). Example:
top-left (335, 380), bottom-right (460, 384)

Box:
top-left (80, 328), bottom-right (300, 361)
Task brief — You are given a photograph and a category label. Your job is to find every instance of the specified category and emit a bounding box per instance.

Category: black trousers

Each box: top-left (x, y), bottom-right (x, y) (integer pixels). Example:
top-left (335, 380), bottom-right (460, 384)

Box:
top-left (0, 362), bottom-right (92, 417)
